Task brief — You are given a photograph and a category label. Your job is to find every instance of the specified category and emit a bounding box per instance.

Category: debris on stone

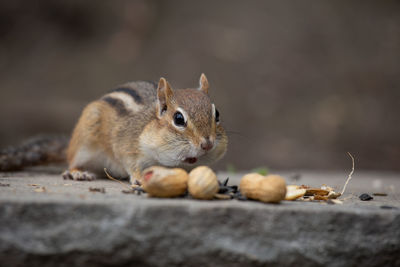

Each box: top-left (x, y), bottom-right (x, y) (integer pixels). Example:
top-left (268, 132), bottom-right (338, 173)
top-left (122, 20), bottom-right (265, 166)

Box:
top-left (221, 177), bottom-right (229, 186)
top-left (214, 193), bottom-right (232, 200)
top-left (373, 193), bottom-right (387, 196)
top-left (102, 159), bottom-right (354, 206)
top-left (340, 152), bottom-right (355, 196)
top-left (122, 187), bottom-right (145, 195)
top-left (327, 191), bottom-right (342, 199)
top-left (285, 185), bottom-right (306, 200)
top-left (34, 186), bottom-right (46, 193)
top-left (235, 193), bottom-right (247, 201)
top-left (89, 187), bottom-right (106, 193)
top-left (218, 178), bottom-right (238, 194)
top-left (380, 205), bottom-right (397, 210)
top-left (314, 195), bottom-right (329, 201)
top-left (321, 184), bottom-right (335, 191)
top-left (327, 199), bottom-right (343, 205)
top-left (285, 183), bottom-right (341, 202)
top-left (305, 188), bottom-right (330, 196)
top-left (359, 193), bottom-right (373, 201)
top-left (122, 190), bottom-right (136, 194)
top-left (104, 168), bottom-right (132, 190)
top-left (0, 183), bottom-right (10, 187)
top-left (285, 153), bottom-right (355, 203)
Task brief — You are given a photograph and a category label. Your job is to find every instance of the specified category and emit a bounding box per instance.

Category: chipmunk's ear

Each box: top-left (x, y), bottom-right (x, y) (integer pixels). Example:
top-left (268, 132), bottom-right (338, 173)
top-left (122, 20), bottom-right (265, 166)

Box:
top-left (157, 77), bottom-right (174, 117)
top-left (198, 73), bottom-right (209, 94)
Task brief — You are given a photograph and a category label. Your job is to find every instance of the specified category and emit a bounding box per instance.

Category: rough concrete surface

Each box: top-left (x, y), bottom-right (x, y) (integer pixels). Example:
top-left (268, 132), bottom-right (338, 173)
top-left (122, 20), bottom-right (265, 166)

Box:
top-left (0, 167), bottom-right (399, 266)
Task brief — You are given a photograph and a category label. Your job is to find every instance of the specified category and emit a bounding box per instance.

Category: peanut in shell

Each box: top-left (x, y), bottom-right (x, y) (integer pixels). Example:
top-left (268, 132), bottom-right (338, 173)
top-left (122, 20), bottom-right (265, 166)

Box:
top-left (141, 166), bottom-right (188, 198)
top-left (240, 174), bottom-right (287, 203)
top-left (239, 173), bottom-right (265, 200)
top-left (188, 166), bottom-right (219, 200)
top-left (257, 175), bottom-right (287, 203)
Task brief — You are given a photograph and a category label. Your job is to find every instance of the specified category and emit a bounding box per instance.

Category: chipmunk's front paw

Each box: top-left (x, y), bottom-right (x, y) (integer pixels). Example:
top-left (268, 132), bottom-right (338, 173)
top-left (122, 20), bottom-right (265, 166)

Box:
top-left (62, 169), bottom-right (97, 181)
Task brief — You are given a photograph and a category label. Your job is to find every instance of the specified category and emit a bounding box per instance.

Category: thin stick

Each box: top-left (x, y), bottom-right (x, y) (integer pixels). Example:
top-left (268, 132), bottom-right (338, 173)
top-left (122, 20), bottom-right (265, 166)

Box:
top-left (340, 152), bottom-right (355, 196)
top-left (104, 168), bottom-right (132, 190)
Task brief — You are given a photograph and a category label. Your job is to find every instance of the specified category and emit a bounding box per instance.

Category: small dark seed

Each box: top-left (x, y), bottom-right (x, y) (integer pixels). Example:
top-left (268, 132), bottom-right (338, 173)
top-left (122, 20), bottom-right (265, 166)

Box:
top-left (223, 177), bottom-right (229, 186)
top-left (230, 185), bottom-right (238, 193)
top-left (359, 193), bottom-right (373, 201)
top-left (218, 183), bottom-right (238, 194)
top-left (232, 191), bottom-right (247, 201)
top-left (218, 188), bottom-right (228, 194)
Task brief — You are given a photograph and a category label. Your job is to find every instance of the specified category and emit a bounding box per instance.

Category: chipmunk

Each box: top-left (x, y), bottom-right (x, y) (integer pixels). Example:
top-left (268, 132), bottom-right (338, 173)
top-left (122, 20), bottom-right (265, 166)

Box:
top-left (60, 74), bottom-right (228, 183)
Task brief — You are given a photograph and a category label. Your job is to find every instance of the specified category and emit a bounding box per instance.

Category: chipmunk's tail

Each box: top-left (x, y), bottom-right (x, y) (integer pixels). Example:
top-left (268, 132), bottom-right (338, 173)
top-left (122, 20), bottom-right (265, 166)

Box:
top-left (0, 135), bottom-right (69, 171)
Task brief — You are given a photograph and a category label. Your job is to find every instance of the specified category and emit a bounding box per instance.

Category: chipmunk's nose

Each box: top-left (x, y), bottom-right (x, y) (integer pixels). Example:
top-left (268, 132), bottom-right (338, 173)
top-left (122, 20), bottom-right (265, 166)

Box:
top-left (201, 137), bottom-right (214, 151)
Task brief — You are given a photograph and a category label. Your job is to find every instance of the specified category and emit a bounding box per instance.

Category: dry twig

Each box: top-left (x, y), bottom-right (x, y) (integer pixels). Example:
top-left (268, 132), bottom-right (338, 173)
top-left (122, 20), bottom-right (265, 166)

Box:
top-left (340, 152), bottom-right (355, 196)
top-left (103, 168), bottom-right (132, 190)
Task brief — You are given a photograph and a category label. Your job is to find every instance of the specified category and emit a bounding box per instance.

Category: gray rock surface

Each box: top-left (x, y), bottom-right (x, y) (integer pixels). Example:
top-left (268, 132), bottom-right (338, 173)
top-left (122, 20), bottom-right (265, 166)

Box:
top-left (0, 168), bottom-right (399, 266)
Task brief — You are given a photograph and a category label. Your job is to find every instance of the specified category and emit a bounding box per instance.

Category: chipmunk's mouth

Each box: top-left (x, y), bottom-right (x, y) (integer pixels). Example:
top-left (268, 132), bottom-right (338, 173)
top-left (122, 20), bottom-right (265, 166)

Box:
top-left (184, 157), bottom-right (198, 164)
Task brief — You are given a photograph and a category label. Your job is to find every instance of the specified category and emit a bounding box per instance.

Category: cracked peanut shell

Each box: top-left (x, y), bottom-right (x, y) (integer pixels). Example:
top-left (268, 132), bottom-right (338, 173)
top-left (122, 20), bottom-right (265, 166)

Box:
top-left (285, 185), bottom-right (307, 201)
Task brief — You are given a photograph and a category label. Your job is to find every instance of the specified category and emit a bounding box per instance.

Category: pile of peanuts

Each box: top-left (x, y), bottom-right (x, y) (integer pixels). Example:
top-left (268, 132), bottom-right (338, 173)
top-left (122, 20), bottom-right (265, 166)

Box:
top-left (140, 166), bottom-right (289, 203)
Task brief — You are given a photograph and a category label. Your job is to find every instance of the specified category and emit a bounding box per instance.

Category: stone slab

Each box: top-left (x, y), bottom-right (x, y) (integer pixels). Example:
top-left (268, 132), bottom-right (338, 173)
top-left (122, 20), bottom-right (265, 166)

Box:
top-left (0, 168), bottom-right (399, 266)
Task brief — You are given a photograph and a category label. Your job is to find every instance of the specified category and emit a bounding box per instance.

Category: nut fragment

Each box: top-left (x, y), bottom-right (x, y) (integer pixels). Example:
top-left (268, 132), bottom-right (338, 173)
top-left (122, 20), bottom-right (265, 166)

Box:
top-left (188, 166), bottom-right (219, 200)
top-left (285, 185), bottom-right (307, 200)
top-left (305, 188), bottom-right (330, 196)
top-left (214, 193), bottom-right (232, 200)
top-left (141, 166), bottom-right (188, 198)
top-left (327, 191), bottom-right (341, 199)
top-left (314, 195), bottom-right (329, 201)
top-left (240, 173), bottom-right (287, 203)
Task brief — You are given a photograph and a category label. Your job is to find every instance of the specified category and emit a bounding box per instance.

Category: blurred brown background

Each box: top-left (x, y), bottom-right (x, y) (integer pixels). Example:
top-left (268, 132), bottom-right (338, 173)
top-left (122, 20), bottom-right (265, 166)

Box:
top-left (0, 0), bottom-right (399, 171)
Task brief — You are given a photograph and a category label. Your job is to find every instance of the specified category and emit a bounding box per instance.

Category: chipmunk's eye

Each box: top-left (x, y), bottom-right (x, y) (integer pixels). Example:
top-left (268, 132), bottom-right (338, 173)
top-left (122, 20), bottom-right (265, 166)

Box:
top-left (215, 109), bottom-right (220, 123)
top-left (173, 111), bottom-right (186, 127)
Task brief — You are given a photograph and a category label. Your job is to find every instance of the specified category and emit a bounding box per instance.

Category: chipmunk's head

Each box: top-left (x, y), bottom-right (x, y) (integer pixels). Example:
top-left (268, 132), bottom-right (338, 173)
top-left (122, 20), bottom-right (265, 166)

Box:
top-left (154, 73), bottom-right (227, 168)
